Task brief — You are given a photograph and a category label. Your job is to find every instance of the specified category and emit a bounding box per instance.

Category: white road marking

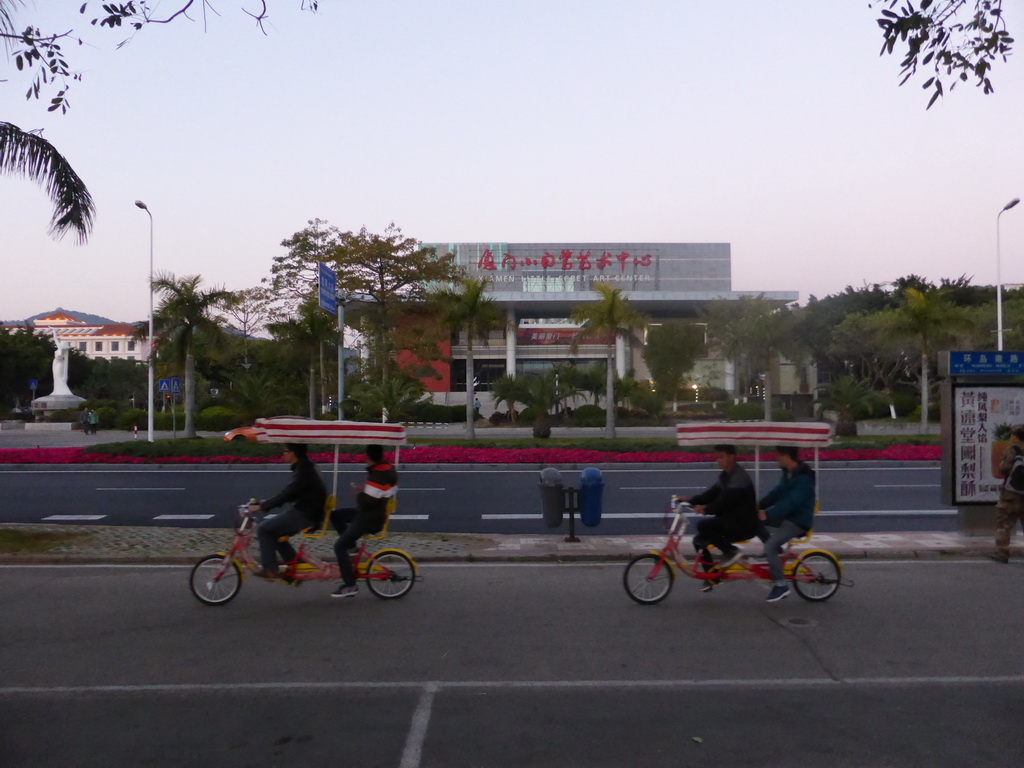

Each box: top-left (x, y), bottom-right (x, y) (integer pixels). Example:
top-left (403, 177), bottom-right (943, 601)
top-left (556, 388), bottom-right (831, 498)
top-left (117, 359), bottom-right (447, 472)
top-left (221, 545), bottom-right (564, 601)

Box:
top-left (874, 484), bottom-right (940, 488)
top-left (96, 487), bottom-right (185, 491)
top-left (399, 682), bottom-right (438, 768)
top-left (40, 515), bottom-right (106, 521)
top-left (153, 515), bottom-right (214, 520)
top-left (2, 674), bottom-right (1022, 697)
top-left (391, 514), bottom-right (429, 520)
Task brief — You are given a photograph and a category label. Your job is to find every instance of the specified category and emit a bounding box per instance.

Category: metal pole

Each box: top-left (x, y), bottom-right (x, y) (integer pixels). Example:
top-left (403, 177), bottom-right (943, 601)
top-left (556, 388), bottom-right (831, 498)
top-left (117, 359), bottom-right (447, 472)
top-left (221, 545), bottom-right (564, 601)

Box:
top-left (135, 201), bottom-right (155, 442)
top-left (997, 198), bottom-right (1021, 351)
top-left (338, 297), bottom-right (345, 420)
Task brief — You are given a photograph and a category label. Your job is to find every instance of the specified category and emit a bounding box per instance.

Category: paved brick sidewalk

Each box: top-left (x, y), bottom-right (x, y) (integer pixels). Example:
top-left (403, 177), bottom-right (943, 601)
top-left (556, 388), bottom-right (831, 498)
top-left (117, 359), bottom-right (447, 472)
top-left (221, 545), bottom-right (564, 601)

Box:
top-left (0, 524), bottom-right (1014, 564)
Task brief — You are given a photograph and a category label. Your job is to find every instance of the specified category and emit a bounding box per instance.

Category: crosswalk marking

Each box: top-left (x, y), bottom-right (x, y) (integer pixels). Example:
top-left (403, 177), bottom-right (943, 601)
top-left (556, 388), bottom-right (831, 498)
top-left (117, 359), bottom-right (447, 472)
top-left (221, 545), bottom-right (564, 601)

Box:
top-left (41, 515), bottom-right (106, 521)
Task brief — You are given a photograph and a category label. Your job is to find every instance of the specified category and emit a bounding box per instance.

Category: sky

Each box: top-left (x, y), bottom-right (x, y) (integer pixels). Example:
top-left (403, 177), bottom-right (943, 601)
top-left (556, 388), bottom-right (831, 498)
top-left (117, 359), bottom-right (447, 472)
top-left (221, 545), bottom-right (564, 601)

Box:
top-left (2, 0), bottom-right (1024, 323)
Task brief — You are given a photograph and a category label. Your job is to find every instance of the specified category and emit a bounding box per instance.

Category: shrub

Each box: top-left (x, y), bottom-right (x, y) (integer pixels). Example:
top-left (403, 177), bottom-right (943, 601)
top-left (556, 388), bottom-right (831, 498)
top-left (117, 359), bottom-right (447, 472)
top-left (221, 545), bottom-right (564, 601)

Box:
top-left (571, 404), bottom-right (605, 427)
top-left (519, 405), bottom-right (542, 424)
top-left (95, 406), bottom-right (118, 429)
top-left (115, 409), bottom-right (148, 430)
top-left (724, 402), bottom-right (764, 420)
top-left (43, 409), bottom-right (79, 423)
top-left (417, 403), bottom-right (453, 423)
top-left (908, 402), bottom-right (941, 422)
top-left (196, 406), bottom-right (243, 431)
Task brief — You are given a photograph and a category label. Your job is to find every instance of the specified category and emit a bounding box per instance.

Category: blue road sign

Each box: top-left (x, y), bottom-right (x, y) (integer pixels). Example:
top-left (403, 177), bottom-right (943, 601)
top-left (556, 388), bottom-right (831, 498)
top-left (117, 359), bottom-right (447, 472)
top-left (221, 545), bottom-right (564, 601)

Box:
top-left (29, 379), bottom-right (37, 391)
top-left (171, 377), bottom-right (181, 395)
top-left (948, 351), bottom-right (1024, 376)
top-left (158, 379), bottom-right (170, 393)
top-left (318, 262), bottom-right (337, 315)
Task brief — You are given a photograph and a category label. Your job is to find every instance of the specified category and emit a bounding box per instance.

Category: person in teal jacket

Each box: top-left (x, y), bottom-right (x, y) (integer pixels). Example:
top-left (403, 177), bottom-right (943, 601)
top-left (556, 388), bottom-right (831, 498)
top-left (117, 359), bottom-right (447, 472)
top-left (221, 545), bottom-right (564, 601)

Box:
top-left (757, 445), bottom-right (816, 603)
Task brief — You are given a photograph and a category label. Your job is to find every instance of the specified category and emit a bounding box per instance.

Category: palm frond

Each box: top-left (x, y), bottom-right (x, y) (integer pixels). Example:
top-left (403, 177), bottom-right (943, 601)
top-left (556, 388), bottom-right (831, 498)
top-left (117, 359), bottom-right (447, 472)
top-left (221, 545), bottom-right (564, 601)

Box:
top-left (0, 121), bottom-right (95, 243)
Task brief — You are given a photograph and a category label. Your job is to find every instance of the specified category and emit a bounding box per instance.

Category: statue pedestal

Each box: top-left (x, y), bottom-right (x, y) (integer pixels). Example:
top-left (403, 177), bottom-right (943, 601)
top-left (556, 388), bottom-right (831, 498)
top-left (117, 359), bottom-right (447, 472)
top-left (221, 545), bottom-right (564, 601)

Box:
top-left (32, 394), bottom-right (86, 414)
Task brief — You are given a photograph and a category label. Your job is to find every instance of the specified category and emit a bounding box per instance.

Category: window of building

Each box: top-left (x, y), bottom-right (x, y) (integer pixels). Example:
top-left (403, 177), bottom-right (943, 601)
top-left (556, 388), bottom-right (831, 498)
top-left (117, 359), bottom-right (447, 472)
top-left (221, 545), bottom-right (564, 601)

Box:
top-left (128, 341), bottom-right (136, 352)
top-left (127, 356), bottom-right (135, 361)
top-left (78, 342), bottom-right (87, 351)
top-left (95, 341), bottom-right (103, 352)
top-left (111, 341), bottom-right (119, 352)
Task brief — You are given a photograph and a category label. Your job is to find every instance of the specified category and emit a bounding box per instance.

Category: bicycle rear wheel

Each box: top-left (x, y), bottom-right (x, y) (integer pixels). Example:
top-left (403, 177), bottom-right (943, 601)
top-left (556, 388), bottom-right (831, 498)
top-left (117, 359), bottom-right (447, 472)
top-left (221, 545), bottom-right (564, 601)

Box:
top-left (791, 551), bottom-right (841, 601)
top-left (365, 550), bottom-right (416, 599)
top-left (190, 554), bottom-right (242, 606)
top-left (623, 554), bottom-right (674, 604)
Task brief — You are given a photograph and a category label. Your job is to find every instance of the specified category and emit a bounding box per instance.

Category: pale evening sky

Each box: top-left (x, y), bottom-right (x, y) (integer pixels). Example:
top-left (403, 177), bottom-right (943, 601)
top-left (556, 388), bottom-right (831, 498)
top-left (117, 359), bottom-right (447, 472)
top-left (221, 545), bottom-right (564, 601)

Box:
top-left (2, 1), bottom-right (1023, 323)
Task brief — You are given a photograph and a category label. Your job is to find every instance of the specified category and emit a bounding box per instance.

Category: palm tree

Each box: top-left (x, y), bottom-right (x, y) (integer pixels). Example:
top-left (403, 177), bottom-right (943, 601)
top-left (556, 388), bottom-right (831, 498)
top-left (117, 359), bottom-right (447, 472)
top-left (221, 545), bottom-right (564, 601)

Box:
top-left (430, 276), bottom-right (504, 439)
top-left (521, 372), bottom-right (559, 439)
top-left (882, 287), bottom-right (975, 431)
top-left (151, 273), bottom-right (233, 438)
top-left (348, 375), bottom-right (425, 422)
top-left (570, 284), bottom-right (648, 439)
top-left (576, 363), bottom-right (607, 407)
top-left (818, 376), bottom-right (884, 437)
top-left (0, 121), bottom-right (95, 243)
top-left (490, 373), bottom-right (528, 424)
top-left (266, 296), bottom-right (337, 418)
top-left (225, 371), bottom-right (301, 424)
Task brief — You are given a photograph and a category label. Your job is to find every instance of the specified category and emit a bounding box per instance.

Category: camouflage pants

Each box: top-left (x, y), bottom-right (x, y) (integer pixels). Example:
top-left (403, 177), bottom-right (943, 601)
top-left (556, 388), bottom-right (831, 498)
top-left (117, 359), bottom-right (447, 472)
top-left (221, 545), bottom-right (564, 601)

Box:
top-left (995, 492), bottom-right (1024, 556)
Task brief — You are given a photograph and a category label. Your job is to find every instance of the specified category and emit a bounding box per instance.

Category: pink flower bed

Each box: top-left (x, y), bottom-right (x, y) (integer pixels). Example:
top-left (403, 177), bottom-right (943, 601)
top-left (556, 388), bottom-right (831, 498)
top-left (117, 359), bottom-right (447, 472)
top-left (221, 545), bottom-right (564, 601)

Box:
top-left (0, 444), bottom-right (942, 465)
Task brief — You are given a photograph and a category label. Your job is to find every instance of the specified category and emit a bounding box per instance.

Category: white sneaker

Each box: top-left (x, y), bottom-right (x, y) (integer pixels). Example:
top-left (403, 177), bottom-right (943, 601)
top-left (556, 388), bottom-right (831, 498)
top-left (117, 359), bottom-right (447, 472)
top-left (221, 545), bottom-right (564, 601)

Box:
top-left (332, 584), bottom-right (358, 599)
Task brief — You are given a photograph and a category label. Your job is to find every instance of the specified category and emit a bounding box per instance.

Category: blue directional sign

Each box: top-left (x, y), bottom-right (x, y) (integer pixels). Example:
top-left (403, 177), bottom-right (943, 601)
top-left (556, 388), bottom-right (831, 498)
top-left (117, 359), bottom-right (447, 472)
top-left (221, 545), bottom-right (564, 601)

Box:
top-left (948, 351), bottom-right (1024, 376)
top-left (158, 379), bottom-right (171, 393)
top-left (170, 377), bottom-right (181, 395)
top-left (318, 262), bottom-right (337, 315)
top-left (28, 379), bottom-right (37, 391)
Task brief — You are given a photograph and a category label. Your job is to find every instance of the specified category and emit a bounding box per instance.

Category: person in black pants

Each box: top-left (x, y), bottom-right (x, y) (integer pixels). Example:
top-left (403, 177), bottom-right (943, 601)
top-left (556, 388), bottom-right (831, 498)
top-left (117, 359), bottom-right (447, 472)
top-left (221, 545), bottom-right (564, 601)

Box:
top-left (681, 444), bottom-right (758, 592)
top-left (331, 444), bottom-right (398, 598)
top-left (251, 443), bottom-right (327, 579)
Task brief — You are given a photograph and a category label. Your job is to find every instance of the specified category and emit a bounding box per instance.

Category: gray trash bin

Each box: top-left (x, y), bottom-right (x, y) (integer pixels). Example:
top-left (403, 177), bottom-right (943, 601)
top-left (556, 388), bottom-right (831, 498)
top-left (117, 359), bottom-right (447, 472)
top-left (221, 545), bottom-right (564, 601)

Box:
top-left (539, 467), bottom-right (565, 528)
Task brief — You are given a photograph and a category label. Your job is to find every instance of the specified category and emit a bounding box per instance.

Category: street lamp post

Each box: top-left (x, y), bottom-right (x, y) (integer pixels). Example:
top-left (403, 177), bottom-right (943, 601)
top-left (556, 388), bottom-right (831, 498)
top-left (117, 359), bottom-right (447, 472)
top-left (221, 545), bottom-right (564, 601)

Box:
top-left (134, 200), bottom-right (155, 442)
top-left (997, 197), bottom-right (1021, 351)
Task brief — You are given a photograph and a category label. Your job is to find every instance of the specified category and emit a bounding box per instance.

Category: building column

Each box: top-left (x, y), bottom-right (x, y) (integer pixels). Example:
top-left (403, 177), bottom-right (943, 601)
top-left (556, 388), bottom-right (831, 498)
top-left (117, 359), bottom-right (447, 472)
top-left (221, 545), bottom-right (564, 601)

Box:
top-left (506, 308), bottom-right (517, 376)
top-left (615, 335), bottom-right (626, 378)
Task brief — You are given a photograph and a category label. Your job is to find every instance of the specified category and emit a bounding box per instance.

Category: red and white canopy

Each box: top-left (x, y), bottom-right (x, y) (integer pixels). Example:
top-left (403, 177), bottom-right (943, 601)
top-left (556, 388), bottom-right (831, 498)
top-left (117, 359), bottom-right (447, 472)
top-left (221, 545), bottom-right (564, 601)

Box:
top-left (676, 421), bottom-right (832, 447)
top-left (253, 418), bottom-right (408, 445)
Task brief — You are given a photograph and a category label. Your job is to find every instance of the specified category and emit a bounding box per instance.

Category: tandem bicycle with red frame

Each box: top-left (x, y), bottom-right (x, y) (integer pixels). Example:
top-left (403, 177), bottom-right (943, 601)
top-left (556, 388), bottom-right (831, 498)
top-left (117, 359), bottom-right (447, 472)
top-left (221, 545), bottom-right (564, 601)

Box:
top-left (622, 497), bottom-right (844, 605)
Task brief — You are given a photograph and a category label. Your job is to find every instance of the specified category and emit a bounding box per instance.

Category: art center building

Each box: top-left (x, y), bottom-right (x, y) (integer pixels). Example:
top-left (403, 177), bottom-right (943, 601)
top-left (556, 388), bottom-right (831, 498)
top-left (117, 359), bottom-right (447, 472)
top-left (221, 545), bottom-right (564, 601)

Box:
top-left (412, 242), bottom-right (811, 412)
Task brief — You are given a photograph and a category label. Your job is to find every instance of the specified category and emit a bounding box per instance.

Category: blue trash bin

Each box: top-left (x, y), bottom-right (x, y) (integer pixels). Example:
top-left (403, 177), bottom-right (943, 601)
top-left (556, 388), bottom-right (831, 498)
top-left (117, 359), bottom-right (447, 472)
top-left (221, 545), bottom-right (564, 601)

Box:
top-left (578, 466), bottom-right (603, 527)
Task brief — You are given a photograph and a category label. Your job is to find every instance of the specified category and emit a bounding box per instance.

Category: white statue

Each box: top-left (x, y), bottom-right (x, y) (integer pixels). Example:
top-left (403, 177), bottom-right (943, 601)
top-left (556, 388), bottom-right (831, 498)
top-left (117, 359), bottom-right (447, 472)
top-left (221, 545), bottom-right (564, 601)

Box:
top-left (48, 329), bottom-right (75, 397)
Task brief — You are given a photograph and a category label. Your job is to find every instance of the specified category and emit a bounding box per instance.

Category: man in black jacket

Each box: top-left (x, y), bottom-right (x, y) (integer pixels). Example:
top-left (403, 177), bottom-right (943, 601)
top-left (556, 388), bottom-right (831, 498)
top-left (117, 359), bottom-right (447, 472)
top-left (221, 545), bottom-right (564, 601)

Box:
top-left (331, 444), bottom-right (398, 598)
top-left (682, 444), bottom-right (758, 590)
top-left (251, 443), bottom-right (327, 579)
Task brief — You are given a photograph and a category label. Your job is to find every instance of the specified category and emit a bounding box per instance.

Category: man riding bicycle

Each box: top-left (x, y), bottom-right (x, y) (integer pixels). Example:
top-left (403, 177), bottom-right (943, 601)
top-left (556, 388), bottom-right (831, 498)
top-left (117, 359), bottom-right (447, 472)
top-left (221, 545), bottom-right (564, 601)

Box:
top-left (330, 444), bottom-right (398, 598)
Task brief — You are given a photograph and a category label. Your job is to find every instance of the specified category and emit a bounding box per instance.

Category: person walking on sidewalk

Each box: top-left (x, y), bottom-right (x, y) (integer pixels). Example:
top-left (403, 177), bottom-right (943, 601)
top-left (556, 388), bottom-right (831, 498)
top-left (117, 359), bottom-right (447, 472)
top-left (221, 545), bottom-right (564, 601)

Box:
top-left (331, 444), bottom-right (398, 598)
top-left (682, 444), bottom-right (758, 591)
top-left (991, 425), bottom-right (1024, 563)
top-left (757, 446), bottom-right (816, 603)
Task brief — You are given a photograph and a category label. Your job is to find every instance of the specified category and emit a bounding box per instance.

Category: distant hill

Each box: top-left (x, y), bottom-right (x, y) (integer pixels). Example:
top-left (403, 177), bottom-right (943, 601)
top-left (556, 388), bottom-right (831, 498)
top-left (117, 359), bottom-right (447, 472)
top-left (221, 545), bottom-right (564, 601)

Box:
top-left (4, 308), bottom-right (123, 326)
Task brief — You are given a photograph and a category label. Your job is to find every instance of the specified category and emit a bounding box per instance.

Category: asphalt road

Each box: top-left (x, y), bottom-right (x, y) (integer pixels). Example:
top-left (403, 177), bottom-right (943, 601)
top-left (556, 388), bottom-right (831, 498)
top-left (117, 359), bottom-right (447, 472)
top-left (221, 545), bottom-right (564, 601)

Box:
top-left (1, 463), bottom-right (950, 534)
top-left (1, 561), bottom-right (1021, 767)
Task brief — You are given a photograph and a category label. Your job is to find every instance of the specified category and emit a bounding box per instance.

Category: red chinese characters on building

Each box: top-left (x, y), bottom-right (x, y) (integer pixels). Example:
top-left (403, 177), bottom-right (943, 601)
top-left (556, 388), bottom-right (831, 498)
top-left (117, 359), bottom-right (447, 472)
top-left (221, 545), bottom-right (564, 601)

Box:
top-left (477, 248), bottom-right (654, 272)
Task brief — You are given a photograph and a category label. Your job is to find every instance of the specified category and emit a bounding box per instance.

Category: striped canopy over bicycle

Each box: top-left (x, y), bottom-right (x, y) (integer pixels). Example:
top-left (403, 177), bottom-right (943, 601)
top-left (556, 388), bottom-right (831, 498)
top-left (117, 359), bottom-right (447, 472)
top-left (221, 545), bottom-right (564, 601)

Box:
top-left (675, 421), bottom-right (832, 447)
top-left (253, 418), bottom-right (408, 445)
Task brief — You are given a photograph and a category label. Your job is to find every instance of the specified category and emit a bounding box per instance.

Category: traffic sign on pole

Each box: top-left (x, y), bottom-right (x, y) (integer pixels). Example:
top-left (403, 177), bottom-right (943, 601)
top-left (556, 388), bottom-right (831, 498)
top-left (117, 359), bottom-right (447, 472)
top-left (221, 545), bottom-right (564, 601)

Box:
top-left (170, 377), bottom-right (181, 395)
top-left (158, 379), bottom-right (170, 393)
top-left (318, 262), bottom-right (337, 315)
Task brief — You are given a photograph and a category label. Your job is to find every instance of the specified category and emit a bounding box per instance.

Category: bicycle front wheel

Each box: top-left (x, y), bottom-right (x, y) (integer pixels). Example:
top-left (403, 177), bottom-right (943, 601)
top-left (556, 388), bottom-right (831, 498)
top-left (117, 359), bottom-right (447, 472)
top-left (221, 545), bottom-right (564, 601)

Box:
top-left (190, 554), bottom-right (242, 606)
top-left (623, 554), bottom-right (675, 604)
top-left (791, 551), bottom-right (841, 602)
top-left (365, 550), bottom-right (416, 599)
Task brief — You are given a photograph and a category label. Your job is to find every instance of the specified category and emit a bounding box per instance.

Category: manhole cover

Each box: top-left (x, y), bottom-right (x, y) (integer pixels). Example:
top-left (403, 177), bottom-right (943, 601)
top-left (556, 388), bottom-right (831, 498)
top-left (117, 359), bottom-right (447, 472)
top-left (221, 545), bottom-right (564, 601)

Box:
top-left (780, 617), bottom-right (817, 628)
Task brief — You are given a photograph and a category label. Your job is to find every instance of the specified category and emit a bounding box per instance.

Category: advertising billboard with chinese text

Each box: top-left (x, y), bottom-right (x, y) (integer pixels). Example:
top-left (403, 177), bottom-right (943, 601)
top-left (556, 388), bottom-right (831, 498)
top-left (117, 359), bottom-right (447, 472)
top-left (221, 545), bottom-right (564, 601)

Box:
top-left (952, 386), bottom-right (1024, 503)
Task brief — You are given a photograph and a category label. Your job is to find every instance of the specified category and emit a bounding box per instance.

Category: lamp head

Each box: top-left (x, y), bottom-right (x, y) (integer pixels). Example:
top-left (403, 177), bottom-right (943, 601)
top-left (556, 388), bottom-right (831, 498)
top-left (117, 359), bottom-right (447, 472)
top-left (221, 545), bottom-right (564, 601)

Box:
top-left (134, 200), bottom-right (148, 210)
top-left (1004, 198), bottom-right (1020, 212)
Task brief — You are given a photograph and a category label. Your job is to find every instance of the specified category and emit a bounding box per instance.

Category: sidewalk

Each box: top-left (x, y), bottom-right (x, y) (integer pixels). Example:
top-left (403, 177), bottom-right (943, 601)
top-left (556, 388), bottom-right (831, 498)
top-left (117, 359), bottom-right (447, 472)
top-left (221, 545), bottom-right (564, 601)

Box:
top-left (0, 524), bottom-right (1014, 564)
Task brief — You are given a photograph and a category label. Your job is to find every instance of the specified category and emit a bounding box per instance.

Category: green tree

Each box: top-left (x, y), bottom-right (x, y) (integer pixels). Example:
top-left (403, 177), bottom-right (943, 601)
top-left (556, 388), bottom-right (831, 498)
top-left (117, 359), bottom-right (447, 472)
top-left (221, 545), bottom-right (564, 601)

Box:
top-left (347, 375), bottom-right (425, 423)
top-left (429, 277), bottom-right (503, 439)
top-left (819, 376), bottom-right (885, 437)
top-left (871, 0), bottom-right (1013, 109)
top-left (570, 284), bottom-right (648, 439)
top-left (224, 370), bottom-right (302, 424)
top-left (266, 296), bottom-right (336, 419)
top-left (642, 320), bottom-right (705, 410)
top-left (490, 373), bottom-right (528, 423)
top-left (221, 286), bottom-right (277, 368)
top-left (881, 286), bottom-right (976, 431)
top-left (705, 297), bottom-right (802, 420)
top-left (151, 273), bottom-right (234, 438)
top-left (0, 326), bottom-right (54, 408)
top-left (828, 312), bottom-right (909, 415)
top-left (521, 371), bottom-right (559, 439)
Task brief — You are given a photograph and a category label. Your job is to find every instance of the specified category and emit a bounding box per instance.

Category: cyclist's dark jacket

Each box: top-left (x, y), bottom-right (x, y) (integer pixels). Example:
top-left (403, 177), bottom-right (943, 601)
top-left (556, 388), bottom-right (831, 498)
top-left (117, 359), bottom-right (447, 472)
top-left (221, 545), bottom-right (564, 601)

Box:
top-left (690, 464), bottom-right (758, 539)
top-left (263, 456), bottom-right (327, 528)
top-left (758, 461), bottom-right (816, 531)
top-left (356, 461), bottom-right (398, 534)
